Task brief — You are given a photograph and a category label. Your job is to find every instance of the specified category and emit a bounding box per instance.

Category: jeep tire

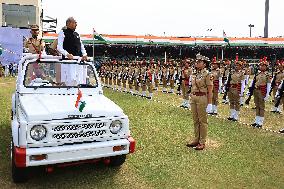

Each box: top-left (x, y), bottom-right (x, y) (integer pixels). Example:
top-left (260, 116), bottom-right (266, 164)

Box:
top-left (109, 154), bottom-right (126, 167)
top-left (11, 144), bottom-right (28, 183)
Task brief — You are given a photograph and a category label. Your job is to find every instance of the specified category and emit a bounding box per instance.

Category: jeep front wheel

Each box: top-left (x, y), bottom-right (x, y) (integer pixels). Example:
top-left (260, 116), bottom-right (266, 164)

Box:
top-left (109, 155), bottom-right (126, 167)
top-left (11, 144), bottom-right (28, 183)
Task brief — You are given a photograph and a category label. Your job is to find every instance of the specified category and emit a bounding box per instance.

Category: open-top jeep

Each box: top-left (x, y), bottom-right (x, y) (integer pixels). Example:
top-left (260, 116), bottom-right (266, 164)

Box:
top-left (11, 55), bottom-right (135, 183)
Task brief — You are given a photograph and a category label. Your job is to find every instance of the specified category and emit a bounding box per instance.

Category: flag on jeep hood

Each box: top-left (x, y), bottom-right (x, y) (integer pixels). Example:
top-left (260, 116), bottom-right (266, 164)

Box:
top-left (75, 89), bottom-right (86, 112)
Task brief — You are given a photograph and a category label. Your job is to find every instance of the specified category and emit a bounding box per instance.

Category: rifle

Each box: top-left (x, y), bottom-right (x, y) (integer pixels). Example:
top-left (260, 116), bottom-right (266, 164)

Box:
top-left (222, 63), bottom-right (232, 100)
top-left (269, 74), bottom-right (276, 95)
top-left (245, 66), bottom-right (259, 105)
top-left (275, 81), bottom-right (284, 107)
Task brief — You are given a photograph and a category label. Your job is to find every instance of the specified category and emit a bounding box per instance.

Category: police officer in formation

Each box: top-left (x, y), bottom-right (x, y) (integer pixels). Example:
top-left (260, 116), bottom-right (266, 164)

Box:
top-left (186, 53), bottom-right (213, 150)
top-left (98, 54), bottom-right (282, 136)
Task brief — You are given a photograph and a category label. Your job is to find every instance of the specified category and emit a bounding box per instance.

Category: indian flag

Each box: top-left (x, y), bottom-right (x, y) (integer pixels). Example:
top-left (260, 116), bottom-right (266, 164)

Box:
top-left (93, 28), bottom-right (107, 42)
top-left (75, 89), bottom-right (86, 112)
top-left (223, 31), bottom-right (230, 45)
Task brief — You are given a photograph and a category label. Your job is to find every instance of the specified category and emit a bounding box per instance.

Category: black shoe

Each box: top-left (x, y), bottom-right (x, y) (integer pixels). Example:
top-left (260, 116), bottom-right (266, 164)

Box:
top-left (186, 142), bottom-right (199, 148)
top-left (255, 124), bottom-right (262, 128)
top-left (227, 117), bottom-right (234, 121)
top-left (240, 104), bottom-right (244, 107)
top-left (250, 123), bottom-right (257, 127)
top-left (279, 128), bottom-right (284, 133)
top-left (232, 118), bottom-right (238, 122)
top-left (252, 107), bottom-right (256, 109)
top-left (271, 110), bottom-right (277, 113)
top-left (213, 113), bottom-right (218, 115)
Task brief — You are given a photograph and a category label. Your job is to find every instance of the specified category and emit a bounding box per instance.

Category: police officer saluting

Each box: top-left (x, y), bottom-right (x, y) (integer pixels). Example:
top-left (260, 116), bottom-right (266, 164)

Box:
top-left (186, 53), bottom-right (213, 150)
top-left (57, 17), bottom-right (87, 61)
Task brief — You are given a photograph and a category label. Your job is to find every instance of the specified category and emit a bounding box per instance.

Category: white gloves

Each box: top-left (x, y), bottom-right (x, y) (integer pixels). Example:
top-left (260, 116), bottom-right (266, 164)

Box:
top-left (240, 80), bottom-right (246, 96)
top-left (264, 83), bottom-right (271, 101)
top-left (206, 104), bottom-right (213, 113)
top-left (218, 77), bottom-right (222, 93)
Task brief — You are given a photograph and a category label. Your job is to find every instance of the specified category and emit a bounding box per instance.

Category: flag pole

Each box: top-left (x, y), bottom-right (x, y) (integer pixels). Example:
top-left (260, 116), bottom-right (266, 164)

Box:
top-left (93, 28), bottom-right (95, 64)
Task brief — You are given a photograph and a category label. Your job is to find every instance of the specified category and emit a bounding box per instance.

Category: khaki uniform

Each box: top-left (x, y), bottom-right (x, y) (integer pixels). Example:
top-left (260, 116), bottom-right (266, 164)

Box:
top-left (169, 67), bottom-right (175, 92)
top-left (162, 67), bottom-right (168, 92)
top-left (254, 71), bottom-right (271, 117)
top-left (117, 67), bottom-right (122, 91)
top-left (24, 37), bottom-right (45, 54)
top-left (228, 70), bottom-right (245, 111)
top-left (272, 71), bottom-right (284, 104)
top-left (154, 67), bottom-right (160, 90)
top-left (141, 67), bottom-right (147, 96)
top-left (181, 67), bottom-right (191, 100)
top-left (128, 67), bottom-right (134, 92)
top-left (190, 68), bottom-right (213, 144)
top-left (100, 67), bottom-right (105, 84)
top-left (146, 68), bottom-right (153, 94)
top-left (211, 68), bottom-right (221, 106)
top-left (122, 68), bottom-right (128, 91)
top-left (108, 68), bottom-right (113, 87)
top-left (134, 67), bottom-right (140, 93)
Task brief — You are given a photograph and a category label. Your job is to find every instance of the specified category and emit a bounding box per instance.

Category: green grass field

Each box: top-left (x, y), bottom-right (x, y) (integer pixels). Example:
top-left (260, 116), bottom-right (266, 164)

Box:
top-left (0, 77), bottom-right (283, 189)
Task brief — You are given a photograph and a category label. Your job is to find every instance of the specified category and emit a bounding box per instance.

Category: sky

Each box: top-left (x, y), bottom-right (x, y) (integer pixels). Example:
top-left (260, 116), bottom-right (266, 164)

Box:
top-left (42, 0), bottom-right (284, 37)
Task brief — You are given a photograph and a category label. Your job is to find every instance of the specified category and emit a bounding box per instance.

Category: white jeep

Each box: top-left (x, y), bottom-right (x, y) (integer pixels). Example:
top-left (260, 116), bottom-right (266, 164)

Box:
top-left (11, 55), bottom-right (135, 183)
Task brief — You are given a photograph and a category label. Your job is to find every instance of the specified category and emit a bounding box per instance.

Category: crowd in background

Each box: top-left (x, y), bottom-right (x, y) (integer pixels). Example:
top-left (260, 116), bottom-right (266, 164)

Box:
top-left (0, 62), bottom-right (18, 77)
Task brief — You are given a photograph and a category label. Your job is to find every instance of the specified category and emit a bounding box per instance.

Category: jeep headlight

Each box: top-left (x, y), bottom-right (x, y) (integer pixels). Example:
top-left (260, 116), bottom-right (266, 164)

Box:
top-left (109, 120), bottom-right (122, 134)
top-left (30, 125), bottom-right (47, 141)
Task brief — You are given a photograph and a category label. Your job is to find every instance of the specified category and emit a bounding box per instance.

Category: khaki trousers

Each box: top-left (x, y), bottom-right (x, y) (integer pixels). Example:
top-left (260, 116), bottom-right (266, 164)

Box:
top-left (154, 79), bottom-right (159, 88)
top-left (122, 80), bottom-right (127, 89)
top-left (128, 80), bottom-right (133, 90)
top-left (190, 94), bottom-right (208, 144)
top-left (146, 80), bottom-right (153, 93)
top-left (170, 79), bottom-right (175, 89)
top-left (117, 79), bottom-right (121, 87)
top-left (182, 83), bottom-right (189, 100)
top-left (254, 89), bottom-right (265, 117)
top-left (228, 88), bottom-right (240, 111)
top-left (212, 88), bottom-right (219, 106)
top-left (108, 78), bottom-right (112, 86)
top-left (162, 77), bottom-right (167, 88)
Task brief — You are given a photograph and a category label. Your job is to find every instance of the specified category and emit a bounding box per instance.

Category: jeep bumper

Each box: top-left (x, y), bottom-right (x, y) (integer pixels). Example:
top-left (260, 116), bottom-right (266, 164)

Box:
top-left (15, 137), bottom-right (135, 167)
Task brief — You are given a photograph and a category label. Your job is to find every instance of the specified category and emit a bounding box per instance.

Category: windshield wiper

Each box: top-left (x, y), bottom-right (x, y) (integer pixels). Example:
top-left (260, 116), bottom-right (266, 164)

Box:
top-left (34, 83), bottom-right (48, 90)
top-left (77, 84), bottom-right (94, 88)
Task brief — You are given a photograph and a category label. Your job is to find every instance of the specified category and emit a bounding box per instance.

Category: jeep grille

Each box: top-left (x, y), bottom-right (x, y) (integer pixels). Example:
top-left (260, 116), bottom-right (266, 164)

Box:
top-left (52, 122), bottom-right (107, 141)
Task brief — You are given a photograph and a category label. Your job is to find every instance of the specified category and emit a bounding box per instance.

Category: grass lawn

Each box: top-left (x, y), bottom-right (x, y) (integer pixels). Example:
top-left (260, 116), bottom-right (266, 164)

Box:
top-left (0, 77), bottom-right (283, 189)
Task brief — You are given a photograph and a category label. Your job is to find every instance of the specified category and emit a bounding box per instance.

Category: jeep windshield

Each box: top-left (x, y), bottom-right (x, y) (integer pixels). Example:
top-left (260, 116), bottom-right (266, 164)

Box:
top-left (24, 61), bottom-right (98, 88)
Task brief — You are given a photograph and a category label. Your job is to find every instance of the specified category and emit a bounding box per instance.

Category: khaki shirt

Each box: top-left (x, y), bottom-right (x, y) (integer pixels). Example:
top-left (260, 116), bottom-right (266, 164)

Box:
top-left (211, 68), bottom-right (221, 81)
top-left (24, 37), bottom-right (45, 54)
top-left (275, 71), bottom-right (284, 86)
top-left (244, 67), bottom-right (251, 75)
top-left (192, 69), bottom-right (213, 93)
top-left (255, 71), bottom-right (271, 87)
top-left (231, 70), bottom-right (245, 84)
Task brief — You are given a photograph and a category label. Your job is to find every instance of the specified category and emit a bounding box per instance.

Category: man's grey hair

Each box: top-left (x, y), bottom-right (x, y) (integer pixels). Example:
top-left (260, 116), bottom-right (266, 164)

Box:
top-left (66, 17), bottom-right (76, 25)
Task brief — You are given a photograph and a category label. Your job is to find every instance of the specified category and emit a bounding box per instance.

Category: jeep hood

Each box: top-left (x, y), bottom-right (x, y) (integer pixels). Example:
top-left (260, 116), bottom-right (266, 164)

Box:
top-left (19, 94), bottom-right (124, 122)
